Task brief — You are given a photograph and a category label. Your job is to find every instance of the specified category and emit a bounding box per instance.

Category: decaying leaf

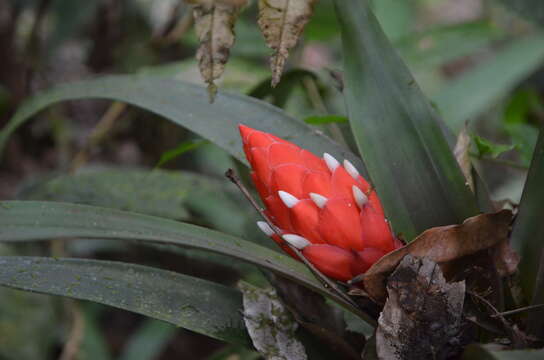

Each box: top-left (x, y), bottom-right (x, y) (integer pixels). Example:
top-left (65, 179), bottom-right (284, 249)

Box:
top-left (376, 255), bottom-right (466, 360)
top-left (190, 0), bottom-right (247, 101)
top-left (454, 123), bottom-right (474, 192)
top-left (239, 281), bottom-right (308, 360)
top-left (491, 239), bottom-right (520, 277)
top-left (363, 210), bottom-right (514, 302)
top-left (268, 274), bottom-right (363, 360)
top-left (258, 0), bottom-right (317, 87)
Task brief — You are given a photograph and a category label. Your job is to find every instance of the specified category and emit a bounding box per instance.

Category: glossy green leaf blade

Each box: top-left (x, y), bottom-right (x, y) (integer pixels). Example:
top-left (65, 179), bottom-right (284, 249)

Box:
top-left (0, 201), bottom-right (314, 287)
top-left (118, 320), bottom-right (177, 360)
top-left (17, 168), bottom-right (249, 235)
top-left (433, 33), bottom-right (544, 133)
top-left (397, 21), bottom-right (500, 69)
top-left (497, 0), bottom-right (544, 25)
top-left (0, 75), bottom-right (366, 174)
top-left (0, 201), bottom-right (371, 323)
top-left (0, 256), bottom-right (250, 346)
top-left (17, 169), bottom-right (202, 220)
top-left (334, 0), bottom-right (478, 241)
top-left (510, 129), bottom-right (544, 301)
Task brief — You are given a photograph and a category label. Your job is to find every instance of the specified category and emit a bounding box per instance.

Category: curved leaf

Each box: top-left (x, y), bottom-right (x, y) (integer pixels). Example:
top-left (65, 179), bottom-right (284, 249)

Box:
top-left (511, 129), bottom-right (544, 304)
top-left (334, 0), bottom-right (478, 241)
top-left (0, 201), bottom-right (372, 323)
top-left (0, 75), bottom-right (366, 175)
top-left (0, 256), bottom-right (250, 346)
top-left (17, 168), bottom-right (249, 235)
top-left (433, 33), bottom-right (544, 133)
top-left (497, 0), bottom-right (544, 26)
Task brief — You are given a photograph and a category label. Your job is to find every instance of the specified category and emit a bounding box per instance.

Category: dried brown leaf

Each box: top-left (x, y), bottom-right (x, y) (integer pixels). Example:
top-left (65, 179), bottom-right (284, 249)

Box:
top-left (363, 210), bottom-right (513, 302)
top-left (376, 255), bottom-right (466, 360)
top-left (258, 0), bottom-right (317, 87)
top-left (454, 123), bottom-right (474, 192)
top-left (191, 0), bottom-right (247, 101)
top-left (491, 239), bottom-right (520, 277)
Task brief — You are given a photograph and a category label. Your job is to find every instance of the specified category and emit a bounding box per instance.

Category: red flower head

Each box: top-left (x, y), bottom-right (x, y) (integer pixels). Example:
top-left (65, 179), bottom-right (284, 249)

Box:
top-left (239, 125), bottom-right (402, 282)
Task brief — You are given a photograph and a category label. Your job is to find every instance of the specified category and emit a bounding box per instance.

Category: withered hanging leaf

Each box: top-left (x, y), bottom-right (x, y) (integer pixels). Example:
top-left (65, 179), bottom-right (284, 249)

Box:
top-left (454, 123), bottom-right (474, 192)
top-left (258, 0), bottom-right (317, 87)
top-left (376, 255), bottom-right (466, 360)
top-left (363, 210), bottom-right (513, 302)
top-left (239, 281), bottom-right (308, 360)
top-left (190, 0), bottom-right (247, 102)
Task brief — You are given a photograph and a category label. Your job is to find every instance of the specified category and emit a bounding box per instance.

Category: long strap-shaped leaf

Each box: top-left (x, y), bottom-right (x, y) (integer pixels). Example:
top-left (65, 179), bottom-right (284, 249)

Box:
top-left (497, 0), bottom-right (544, 25)
top-left (0, 75), bottom-right (366, 175)
top-left (511, 129), bottom-right (544, 306)
top-left (433, 33), bottom-right (544, 133)
top-left (0, 256), bottom-right (250, 346)
top-left (334, 0), bottom-right (479, 241)
top-left (0, 201), bottom-right (374, 324)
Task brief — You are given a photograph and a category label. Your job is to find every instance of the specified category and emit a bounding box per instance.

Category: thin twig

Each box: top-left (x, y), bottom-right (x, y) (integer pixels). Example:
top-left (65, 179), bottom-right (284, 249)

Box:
top-left (70, 101), bottom-right (127, 172)
top-left (468, 290), bottom-right (527, 348)
top-left (225, 169), bottom-right (361, 310)
top-left (59, 300), bottom-right (85, 360)
top-left (492, 304), bottom-right (544, 318)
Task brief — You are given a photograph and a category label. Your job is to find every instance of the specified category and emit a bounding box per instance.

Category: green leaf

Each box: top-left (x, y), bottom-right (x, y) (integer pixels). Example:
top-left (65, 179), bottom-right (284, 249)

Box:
top-left (118, 319), bottom-right (177, 360)
top-left (396, 21), bottom-right (501, 69)
top-left (503, 88), bottom-right (543, 125)
top-left (0, 256), bottom-right (250, 346)
top-left (156, 139), bottom-right (209, 168)
top-left (0, 279), bottom-right (57, 360)
top-left (473, 135), bottom-right (515, 158)
top-left (79, 305), bottom-right (113, 360)
top-left (0, 75), bottom-right (366, 175)
top-left (248, 69), bottom-right (317, 108)
top-left (334, 0), bottom-right (478, 241)
top-left (0, 245), bottom-right (57, 360)
top-left (371, 0), bottom-right (415, 42)
top-left (0, 201), bottom-right (371, 323)
top-left (497, 0), bottom-right (544, 26)
top-left (16, 169), bottom-right (207, 221)
top-left (510, 129), bottom-right (544, 306)
top-left (463, 343), bottom-right (544, 359)
top-left (304, 115), bottom-right (348, 125)
top-left (433, 33), bottom-right (544, 133)
top-left (505, 123), bottom-right (540, 166)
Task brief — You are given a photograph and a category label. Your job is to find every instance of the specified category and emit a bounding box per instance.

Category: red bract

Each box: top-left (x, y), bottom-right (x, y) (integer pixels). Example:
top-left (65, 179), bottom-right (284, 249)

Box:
top-left (239, 125), bottom-right (402, 282)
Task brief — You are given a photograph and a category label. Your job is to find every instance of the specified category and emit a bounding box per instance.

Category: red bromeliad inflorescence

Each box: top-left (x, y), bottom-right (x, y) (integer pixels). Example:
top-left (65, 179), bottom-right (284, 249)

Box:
top-left (239, 125), bottom-right (402, 282)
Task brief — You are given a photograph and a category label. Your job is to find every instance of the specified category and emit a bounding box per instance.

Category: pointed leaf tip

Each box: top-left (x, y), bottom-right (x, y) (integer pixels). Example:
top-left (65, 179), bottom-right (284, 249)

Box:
top-left (258, 0), bottom-right (317, 86)
top-left (193, 0), bottom-right (245, 97)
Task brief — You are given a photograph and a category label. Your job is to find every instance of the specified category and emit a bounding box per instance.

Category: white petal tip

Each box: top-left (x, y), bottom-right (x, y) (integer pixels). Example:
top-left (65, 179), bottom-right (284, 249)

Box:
top-left (343, 159), bottom-right (360, 179)
top-left (278, 190), bottom-right (299, 208)
top-left (309, 193), bottom-right (328, 209)
top-left (256, 221), bottom-right (275, 237)
top-left (282, 234), bottom-right (310, 249)
top-left (352, 185), bottom-right (368, 208)
top-left (323, 153), bottom-right (340, 172)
